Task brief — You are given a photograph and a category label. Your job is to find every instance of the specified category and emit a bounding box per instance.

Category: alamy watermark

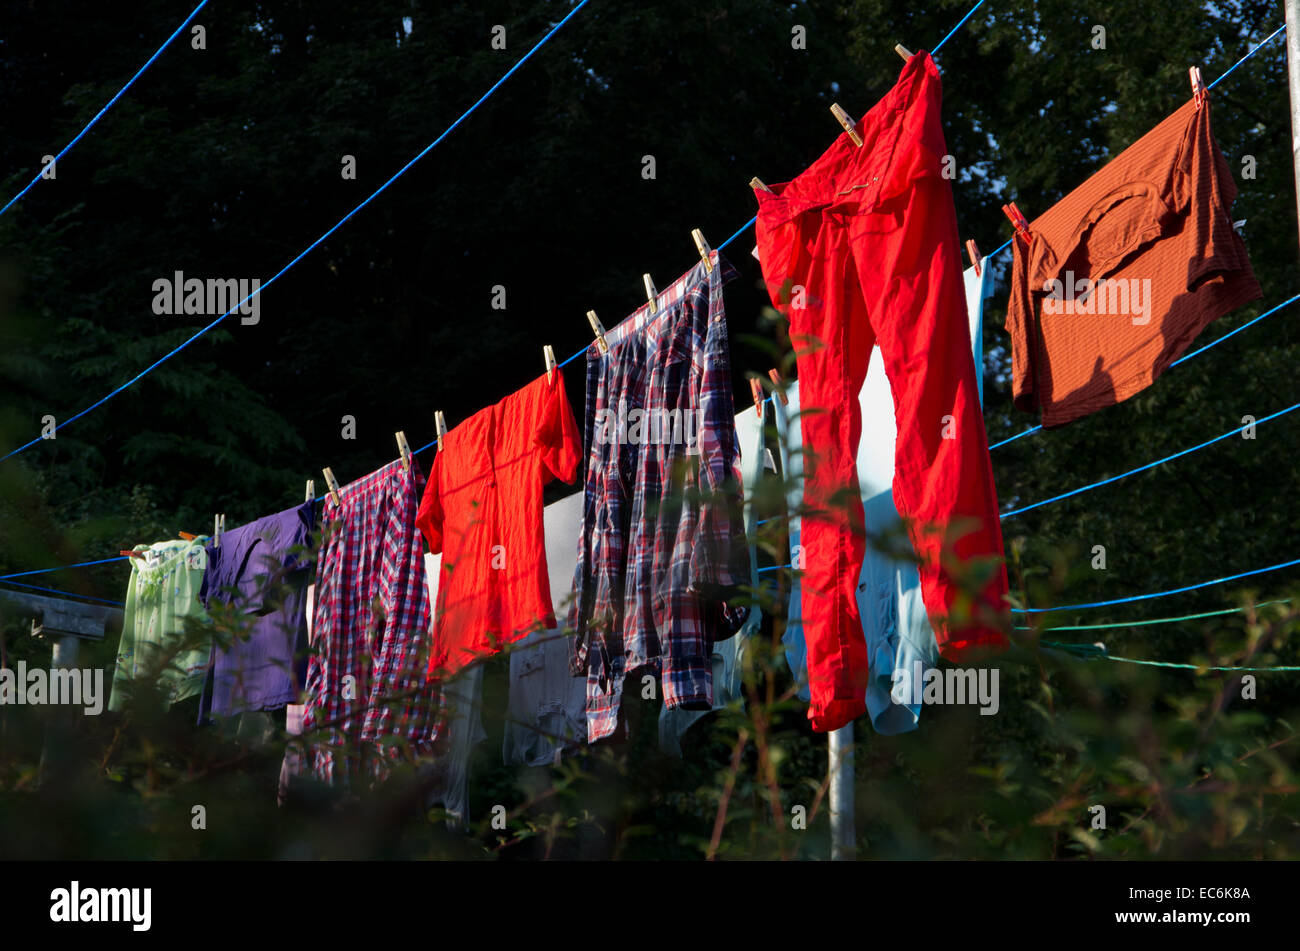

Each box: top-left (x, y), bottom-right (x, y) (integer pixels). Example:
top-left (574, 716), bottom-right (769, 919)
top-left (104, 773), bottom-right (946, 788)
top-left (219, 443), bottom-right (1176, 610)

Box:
top-left (594, 401), bottom-right (705, 451)
top-left (0, 662), bottom-right (104, 715)
top-left (1042, 270), bottom-right (1151, 325)
top-left (890, 662), bottom-right (1000, 715)
top-left (151, 271), bottom-right (261, 325)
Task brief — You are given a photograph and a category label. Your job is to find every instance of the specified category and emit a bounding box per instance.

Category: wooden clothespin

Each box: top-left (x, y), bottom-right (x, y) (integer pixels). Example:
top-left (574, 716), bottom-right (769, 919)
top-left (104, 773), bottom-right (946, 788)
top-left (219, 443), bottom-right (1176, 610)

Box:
top-left (750, 176), bottom-right (773, 193)
top-left (543, 345), bottom-right (557, 382)
top-left (767, 368), bottom-right (790, 406)
top-left (321, 468), bottom-right (342, 507)
top-left (642, 274), bottom-right (658, 314)
top-left (213, 514), bottom-right (226, 549)
top-left (1002, 202), bottom-right (1031, 246)
top-left (691, 229), bottom-right (714, 273)
top-left (395, 431), bottom-right (412, 472)
top-left (895, 44), bottom-right (913, 61)
top-left (1189, 66), bottom-right (1207, 108)
top-left (749, 377), bottom-right (765, 421)
top-left (830, 103), bottom-right (864, 147)
top-left (586, 310), bottom-right (609, 355)
top-left (434, 411), bottom-right (449, 451)
top-left (965, 238), bottom-right (983, 276)
top-left (305, 479), bottom-right (315, 502)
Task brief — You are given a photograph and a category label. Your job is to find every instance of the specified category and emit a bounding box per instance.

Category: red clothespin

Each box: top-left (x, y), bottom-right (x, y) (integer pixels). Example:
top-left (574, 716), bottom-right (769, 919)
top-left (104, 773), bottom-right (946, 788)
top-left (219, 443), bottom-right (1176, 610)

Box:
top-left (767, 368), bottom-right (790, 406)
top-left (1002, 202), bottom-right (1031, 246)
top-left (119, 550), bottom-right (145, 559)
top-left (749, 378), bottom-right (765, 420)
top-left (1189, 66), bottom-right (1207, 108)
top-left (965, 238), bottom-right (983, 276)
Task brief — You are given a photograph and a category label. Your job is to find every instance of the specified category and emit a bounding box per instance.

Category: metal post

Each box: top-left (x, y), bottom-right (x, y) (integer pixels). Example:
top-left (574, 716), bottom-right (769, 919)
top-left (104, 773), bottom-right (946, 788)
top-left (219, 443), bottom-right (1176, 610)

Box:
top-left (1286, 1), bottom-right (1300, 256)
top-left (828, 723), bottom-right (856, 859)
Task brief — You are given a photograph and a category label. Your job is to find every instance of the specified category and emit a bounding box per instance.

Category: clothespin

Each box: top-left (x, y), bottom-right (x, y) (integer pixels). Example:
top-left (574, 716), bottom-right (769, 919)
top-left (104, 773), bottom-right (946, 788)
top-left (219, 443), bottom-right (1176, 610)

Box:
top-left (434, 411), bottom-right (449, 451)
top-left (119, 549), bottom-right (146, 559)
top-left (691, 229), bottom-right (714, 272)
top-left (395, 431), bottom-right (412, 472)
top-left (749, 377), bottom-right (765, 420)
top-left (213, 514), bottom-right (225, 549)
top-left (1189, 66), bottom-right (1207, 108)
top-left (829, 103), bottom-right (864, 147)
top-left (966, 238), bottom-right (983, 276)
top-left (543, 345), bottom-right (557, 382)
top-left (178, 531), bottom-right (198, 541)
top-left (642, 274), bottom-right (658, 314)
top-left (1002, 202), bottom-right (1031, 246)
top-left (895, 44), bottom-right (913, 60)
top-left (305, 479), bottom-right (315, 502)
top-left (322, 468), bottom-right (342, 507)
top-left (586, 310), bottom-right (609, 355)
top-left (767, 368), bottom-right (790, 406)
top-left (750, 176), bottom-right (773, 193)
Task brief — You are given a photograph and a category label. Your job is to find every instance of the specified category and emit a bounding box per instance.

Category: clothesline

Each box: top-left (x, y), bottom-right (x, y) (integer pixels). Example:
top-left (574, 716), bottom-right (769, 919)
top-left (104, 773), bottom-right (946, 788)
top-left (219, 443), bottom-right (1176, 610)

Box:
top-left (0, 0), bottom-right (210, 220)
top-left (0, 0), bottom-right (594, 463)
top-left (4, 10), bottom-right (1293, 624)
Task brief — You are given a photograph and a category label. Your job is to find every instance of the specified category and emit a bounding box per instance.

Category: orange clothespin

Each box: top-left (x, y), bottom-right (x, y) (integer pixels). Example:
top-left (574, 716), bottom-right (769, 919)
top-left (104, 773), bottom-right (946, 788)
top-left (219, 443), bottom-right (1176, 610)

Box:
top-left (178, 531), bottom-right (198, 541)
top-left (119, 550), bottom-right (146, 559)
top-left (749, 378), bottom-right (765, 420)
top-left (829, 103), bottom-right (864, 147)
top-left (965, 238), bottom-right (983, 276)
top-left (1002, 202), bottom-right (1031, 246)
top-left (767, 368), bottom-right (790, 406)
top-left (1189, 66), bottom-right (1207, 108)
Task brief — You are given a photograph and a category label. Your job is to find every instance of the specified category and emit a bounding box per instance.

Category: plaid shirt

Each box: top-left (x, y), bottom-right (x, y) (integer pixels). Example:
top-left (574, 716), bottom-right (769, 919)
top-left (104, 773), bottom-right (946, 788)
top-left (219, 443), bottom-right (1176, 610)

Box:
top-left (301, 459), bottom-right (436, 785)
top-left (568, 252), bottom-right (749, 742)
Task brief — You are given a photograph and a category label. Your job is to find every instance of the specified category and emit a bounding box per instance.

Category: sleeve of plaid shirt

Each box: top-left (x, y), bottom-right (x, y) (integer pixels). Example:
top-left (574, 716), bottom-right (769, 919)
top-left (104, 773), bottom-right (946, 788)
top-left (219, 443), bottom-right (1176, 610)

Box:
top-left (686, 285), bottom-right (748, 598)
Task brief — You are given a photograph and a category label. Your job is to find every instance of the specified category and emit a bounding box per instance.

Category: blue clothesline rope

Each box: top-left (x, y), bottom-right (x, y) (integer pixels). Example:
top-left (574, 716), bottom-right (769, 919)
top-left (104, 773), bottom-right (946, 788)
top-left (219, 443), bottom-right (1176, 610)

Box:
top-left (0, 555), bottom-right (131, 582)
top-left (0, 578), bottom-right (126, 607)
top-left (1014, 555), bottom-right (1300, 614)
top-left (1001, 399), bottom-right (1300, 518)
top-left (0, 0), bottom-right (210, 221)
top-left (0, 0), bottom-right (593, 463)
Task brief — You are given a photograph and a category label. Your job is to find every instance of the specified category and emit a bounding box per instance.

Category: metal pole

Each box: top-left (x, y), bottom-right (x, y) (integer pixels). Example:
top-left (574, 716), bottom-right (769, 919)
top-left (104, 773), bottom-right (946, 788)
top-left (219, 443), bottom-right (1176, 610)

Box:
top-left (828, 723), bottom-right (856, 859)
top-left (1286, 1), bottom-right (1300, 256)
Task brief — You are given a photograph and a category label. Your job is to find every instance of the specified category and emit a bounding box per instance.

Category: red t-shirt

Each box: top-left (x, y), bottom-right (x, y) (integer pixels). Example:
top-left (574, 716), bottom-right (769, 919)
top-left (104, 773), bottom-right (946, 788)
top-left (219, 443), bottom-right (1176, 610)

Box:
top-left (416, 372), bottom-right (581, 677)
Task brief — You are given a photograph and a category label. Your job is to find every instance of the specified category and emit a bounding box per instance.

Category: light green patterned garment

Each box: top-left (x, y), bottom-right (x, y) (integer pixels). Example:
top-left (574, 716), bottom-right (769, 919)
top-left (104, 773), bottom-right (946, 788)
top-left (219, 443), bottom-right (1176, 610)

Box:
top-left (109, 537), bottom-right (213, 712)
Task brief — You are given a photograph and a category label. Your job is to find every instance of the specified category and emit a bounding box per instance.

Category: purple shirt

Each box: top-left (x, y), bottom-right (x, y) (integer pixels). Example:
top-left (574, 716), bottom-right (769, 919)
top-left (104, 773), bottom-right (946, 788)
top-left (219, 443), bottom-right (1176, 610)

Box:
top-left (199, 502), bottom-right (313, 717)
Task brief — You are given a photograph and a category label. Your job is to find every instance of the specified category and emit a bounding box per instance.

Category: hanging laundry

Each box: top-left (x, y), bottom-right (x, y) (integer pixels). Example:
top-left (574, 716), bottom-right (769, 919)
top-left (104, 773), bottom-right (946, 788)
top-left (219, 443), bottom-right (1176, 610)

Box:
top-left (417, 552), bottom-right (487, 828)
top-left (502, 491), bottom-right (587, 768)
top-left (1004, 94), bottom-right (1261, 428)
top-left (752, 51), bottom-right (1009, 733)
top-left (568, 254), bottom-right (750, 744)
top-left (773, 261), bottom-right (990, 732)
top-left (108, 537), bottom-right (212, 712)
top-left (658, 403), bottom-right (765, 755)
top-left (300, 460), bottom-right (433, 786)
top-left (198, 502), bottom-right (313, 720)
top-left (416, 371), bottom-right (581, 678)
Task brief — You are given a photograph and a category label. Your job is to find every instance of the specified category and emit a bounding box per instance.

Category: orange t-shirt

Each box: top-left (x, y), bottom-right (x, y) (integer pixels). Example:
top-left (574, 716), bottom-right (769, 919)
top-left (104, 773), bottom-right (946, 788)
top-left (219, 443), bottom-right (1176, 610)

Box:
top-left (1005, 96), bottom-right (1261, 427)
top-left (416, 372), bottom-right (581, 677)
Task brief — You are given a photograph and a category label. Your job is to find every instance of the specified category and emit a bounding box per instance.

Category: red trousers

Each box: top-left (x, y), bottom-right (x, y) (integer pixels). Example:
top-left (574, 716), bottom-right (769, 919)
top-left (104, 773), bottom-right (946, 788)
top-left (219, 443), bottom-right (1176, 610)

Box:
top-left (755, 52), bottom-right (1009, 733)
